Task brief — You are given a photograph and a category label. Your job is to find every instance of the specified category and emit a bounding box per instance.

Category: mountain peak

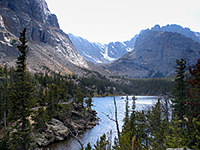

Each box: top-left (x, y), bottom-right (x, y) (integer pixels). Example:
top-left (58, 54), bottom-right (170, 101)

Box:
top-left (0, 0), bottom-right (59, 28)
top-left (106, 29), bottom-right (200, 78)
top-left (151, 24), bottom-right (200, 43)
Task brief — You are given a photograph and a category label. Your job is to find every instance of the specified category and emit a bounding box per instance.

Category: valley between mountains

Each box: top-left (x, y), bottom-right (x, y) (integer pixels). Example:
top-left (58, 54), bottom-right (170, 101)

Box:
top-left (0, 0), bottom-right (200, 149)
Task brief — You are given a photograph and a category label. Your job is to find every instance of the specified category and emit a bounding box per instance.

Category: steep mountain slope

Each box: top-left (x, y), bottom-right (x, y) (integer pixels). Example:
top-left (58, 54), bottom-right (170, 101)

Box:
top-left (0, 0), bottom-right (91, 75)
top-left (106, 30), bottom-right (200, 78)
top-left (68, 33), bottom-right (138, 64)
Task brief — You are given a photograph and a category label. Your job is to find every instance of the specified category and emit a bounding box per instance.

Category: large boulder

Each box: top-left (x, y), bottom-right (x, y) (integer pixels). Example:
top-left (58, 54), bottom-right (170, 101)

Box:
top-left (34, 118), bottom-right (70, 147)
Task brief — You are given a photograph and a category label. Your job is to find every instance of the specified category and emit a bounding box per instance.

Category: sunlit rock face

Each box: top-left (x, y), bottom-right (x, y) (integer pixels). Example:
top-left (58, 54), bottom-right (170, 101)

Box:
top-left (0, 0), bottom-right (89, 75)
top-left (106, 30), bottom-right (200, 78)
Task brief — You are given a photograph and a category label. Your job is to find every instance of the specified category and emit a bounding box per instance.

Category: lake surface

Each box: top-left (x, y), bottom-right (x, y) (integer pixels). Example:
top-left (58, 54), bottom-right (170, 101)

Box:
top-left (49, 96), bottom-right (159, 150)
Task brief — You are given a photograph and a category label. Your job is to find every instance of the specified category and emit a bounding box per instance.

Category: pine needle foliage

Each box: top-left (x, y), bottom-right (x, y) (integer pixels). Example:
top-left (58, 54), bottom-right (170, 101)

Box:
top-left (8, 28), bottom-right (35, 150)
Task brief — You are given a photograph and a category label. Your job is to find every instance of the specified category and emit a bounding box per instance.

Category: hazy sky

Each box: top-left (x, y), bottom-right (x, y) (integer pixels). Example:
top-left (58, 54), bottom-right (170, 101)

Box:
top-left (46, 0), bottom-right (200, 44)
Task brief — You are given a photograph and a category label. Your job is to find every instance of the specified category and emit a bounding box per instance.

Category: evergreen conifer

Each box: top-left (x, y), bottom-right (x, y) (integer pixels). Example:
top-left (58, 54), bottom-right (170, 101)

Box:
top-left (8, 28), bottom-right (35, 149)
top-left (172, 58), bottom-right (187, 123)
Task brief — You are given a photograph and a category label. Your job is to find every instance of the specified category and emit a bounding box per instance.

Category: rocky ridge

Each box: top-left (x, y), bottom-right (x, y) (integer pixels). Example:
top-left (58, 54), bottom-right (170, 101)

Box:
top-left (106, 30), bottom-right (200, 78)
top-left (151, 24), bottom-right (200, 43)
top-left (0, 0), bottom-right (91, 76)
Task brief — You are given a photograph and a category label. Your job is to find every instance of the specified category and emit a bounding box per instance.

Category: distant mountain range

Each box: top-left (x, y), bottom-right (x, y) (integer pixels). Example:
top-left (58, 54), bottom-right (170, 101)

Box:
top-left (69, 24), bottom-right (200, 78)
top-left (69, 24), bottom-right (200, 66)
top-left (68, 34), bottom-right (138, 64)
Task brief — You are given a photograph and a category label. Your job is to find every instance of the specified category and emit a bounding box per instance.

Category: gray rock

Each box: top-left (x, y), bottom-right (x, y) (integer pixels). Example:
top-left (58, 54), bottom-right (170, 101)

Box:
top-left (34, 118), bottom-right (69, 147)
top-left (106, 30), bottom-right (200, 78)
top-left (47, 118), bottom-right (69, 141)
top-left (0, 0), bottom-right (92, 76)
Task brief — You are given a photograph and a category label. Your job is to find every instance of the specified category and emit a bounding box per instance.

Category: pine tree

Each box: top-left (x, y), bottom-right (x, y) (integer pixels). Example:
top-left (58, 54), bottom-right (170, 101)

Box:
top-left (164, 115), bottom-right (185, 149)
top-left (74, 87), bottom-right (84, 107)
top-left (122, 97), bottom-right (129, 132)
top-left (33, 107), bottom-right (49, 133)
top-left (0, 130), bottom-right (10, 150)
top-left (0, 66), bottom-right (9, 128)
top-left (172, 58), bottom-right (187, 123)
top-left (116, 96), bottom-right (136, 150)
top-left (8, 28), bottom-right (35, 149)
top-left (135, 110), bottom-right (149, 149)
top-left (46, 84), bottom-right (61, 118)
top-left (129, 96), bottom-right (136, 136)
top-left (148, 99), bottom-right (165, 150)
top-left (85, 142), bottom-right (92, 150)
top-left (191, 117), bottom-right (200, 149)
top-left (85, 95), bottom-right (93, 109)
top-left (94, 134), bottom-right (109, 150)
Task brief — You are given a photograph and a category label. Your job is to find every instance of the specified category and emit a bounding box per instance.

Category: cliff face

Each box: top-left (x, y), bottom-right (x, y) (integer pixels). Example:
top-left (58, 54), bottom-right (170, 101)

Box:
top-left (107, 30), bottom-right (200, 78)
top-left (0, 0), bottom-right (89, 75)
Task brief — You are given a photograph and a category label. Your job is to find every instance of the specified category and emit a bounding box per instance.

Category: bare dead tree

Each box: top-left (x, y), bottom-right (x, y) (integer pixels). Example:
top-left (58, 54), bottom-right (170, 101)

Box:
top-left (113, 96), bottom-right (121, 142)
top-left (66, 125), bottom-right (84, 150)
top-left (103, 96), bottom-right (121, 147)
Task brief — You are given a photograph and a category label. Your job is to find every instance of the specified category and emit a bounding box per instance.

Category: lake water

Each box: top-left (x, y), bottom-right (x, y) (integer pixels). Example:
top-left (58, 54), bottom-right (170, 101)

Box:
top-left (49, 96), bottom-right (159, 150)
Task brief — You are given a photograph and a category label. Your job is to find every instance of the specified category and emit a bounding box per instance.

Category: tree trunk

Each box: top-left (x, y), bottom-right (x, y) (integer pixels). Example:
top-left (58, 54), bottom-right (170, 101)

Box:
top-left (113, 96), bottom-right (121, 145)
top-left (132, 135), bottom-right (136, 150)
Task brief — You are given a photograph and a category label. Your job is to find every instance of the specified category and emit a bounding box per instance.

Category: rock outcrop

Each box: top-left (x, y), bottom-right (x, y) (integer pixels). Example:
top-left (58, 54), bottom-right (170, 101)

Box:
top-left (34, 104), bottom-right (98, 147)
top-left (106, 30), bottom-right (200, 78)
top-left (0, 0), bottom-right (91, 76)
top-left (34, 118), bottom-right (70, 147)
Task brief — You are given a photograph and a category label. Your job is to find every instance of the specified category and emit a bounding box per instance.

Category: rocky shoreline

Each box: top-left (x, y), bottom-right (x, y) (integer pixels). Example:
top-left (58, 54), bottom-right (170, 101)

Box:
top-left (33, 104), bottom-right (99, 148)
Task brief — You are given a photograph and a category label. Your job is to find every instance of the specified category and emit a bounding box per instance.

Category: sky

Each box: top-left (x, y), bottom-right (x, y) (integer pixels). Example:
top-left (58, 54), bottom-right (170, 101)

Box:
top-left (46, 0), bottom-right (200, 44)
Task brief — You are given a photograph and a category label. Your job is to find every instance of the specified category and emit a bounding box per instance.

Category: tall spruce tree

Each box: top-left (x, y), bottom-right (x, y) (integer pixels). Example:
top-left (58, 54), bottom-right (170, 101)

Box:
top-left (129, 96), bottom-right (136, 136)
top-left (122, 96), bottom-right (129, 132)
top-left (8, 28), bottom-right (35, 150)
top-left (164, 115), bottom-right (185, 149)
top-left (46, 84), bottom-right (61, 118)
top-left (172, 58), bottom-right (187, 122)
top-left (148, 99), bottom-right (165, 150)
top-left (0, 66), bottom-right (9, 129)
top-left (135, 110), bottom-right (149, 149)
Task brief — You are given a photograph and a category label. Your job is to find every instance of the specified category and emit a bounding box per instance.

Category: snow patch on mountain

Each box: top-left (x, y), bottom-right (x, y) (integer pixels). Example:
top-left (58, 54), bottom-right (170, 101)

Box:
top-left (100, 47), bottom-right (116, 62)
top-left (68, 33), bottom-right (135, 64)
top-left (83, 51), bottom-right (92, 59)
top-left (195, 32), bottom-right (200, 40)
